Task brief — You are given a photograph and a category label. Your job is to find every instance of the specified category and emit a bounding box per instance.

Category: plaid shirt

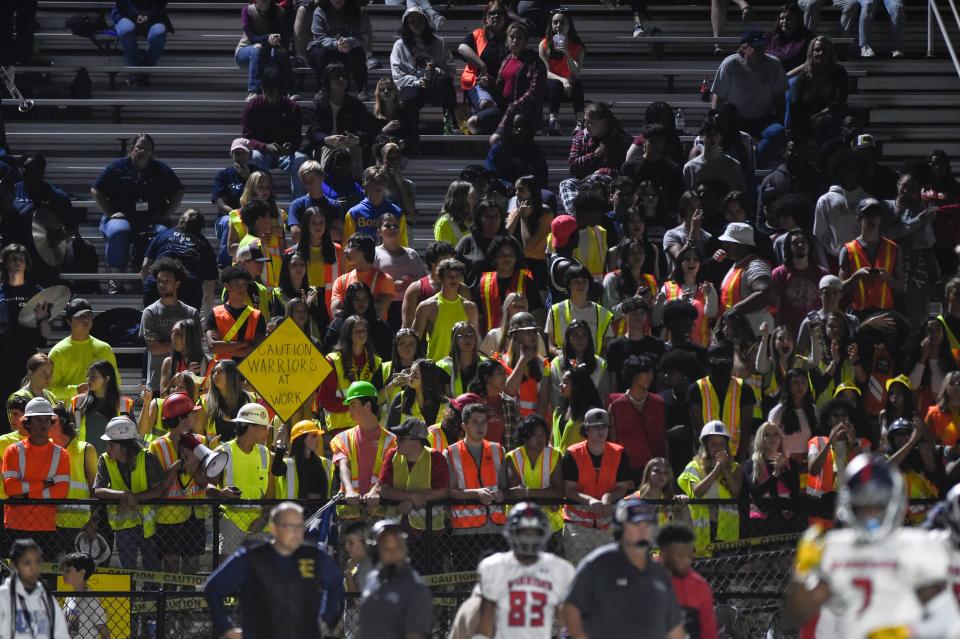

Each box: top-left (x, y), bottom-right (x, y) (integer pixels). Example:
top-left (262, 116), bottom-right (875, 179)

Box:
top-left (495, 393), bottom-right (522, 451)
top-left (495, 51), bottom-right (547, 134)
top-left (567, 127), bottom-right (632, 180)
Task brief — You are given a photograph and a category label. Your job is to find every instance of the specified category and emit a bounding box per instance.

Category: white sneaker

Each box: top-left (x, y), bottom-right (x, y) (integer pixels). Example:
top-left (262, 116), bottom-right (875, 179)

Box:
top-left (433, 14), bottom-right (446, 30)
top-left (633, 23), bottom-right (645, 37)
top-left (860, 45), bottom-right (875, 58)
top-left (892, 50), bottom-right (905, 58)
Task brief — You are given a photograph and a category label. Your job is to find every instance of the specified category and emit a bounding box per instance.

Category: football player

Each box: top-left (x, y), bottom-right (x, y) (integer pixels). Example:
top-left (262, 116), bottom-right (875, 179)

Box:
top-left (920, 483), bottom-right (960, 638)
top-left (475, 502), bottom-right (576, 639)
top-left (787, 454), bottom-right (954, 638)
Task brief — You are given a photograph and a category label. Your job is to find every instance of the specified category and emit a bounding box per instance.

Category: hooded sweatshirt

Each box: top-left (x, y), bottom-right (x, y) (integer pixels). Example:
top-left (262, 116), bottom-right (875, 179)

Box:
top-left (0, 576), bottom-right (69, 639)
top-left (812, 185), bottom-right (869, 257)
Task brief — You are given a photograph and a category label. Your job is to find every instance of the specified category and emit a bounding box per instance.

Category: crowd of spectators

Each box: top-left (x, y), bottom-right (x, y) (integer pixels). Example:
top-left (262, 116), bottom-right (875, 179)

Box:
top-left (0, 0), bottom-right (953, 634)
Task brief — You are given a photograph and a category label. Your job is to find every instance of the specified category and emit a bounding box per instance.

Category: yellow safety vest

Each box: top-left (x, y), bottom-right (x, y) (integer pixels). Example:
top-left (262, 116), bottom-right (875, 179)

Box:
top-left (55, 438), bottom-right (92, 529)
top-left (103, 451), bottom-right (156, 538)
top-left (277, 456), bottom-right (336, 500)
top-left (436, 355), bottom-right (488, 398)
top-left (696, 377), bottom-right (745, 455)
top-left (219, 439), bottom-right (271, 531)
top-left (0, 433), bottom-right (24, 500)
top-left (572, 225), bottom-right (607, 280)
top-left (551, 411), bottom-right (583, 455)
top-left (149, 435), bottom-right (210, 524)
top-left (506, 446), bottom-right (562, 531)
top-left (550, 300), bottom-right (613, 355)
top-left (391, 448), bottom-right (444, 530)
top-left (677, 458), bottom-right (739, 557)
top-left (144, 397), bottom-right (166, 443)
top-left (327, 351), bottom-right (382, 432)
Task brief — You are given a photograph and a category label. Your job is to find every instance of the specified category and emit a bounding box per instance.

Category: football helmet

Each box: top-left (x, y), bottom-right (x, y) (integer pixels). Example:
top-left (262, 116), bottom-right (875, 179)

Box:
top-left (835, 454), bottom-right (906, 542)
top-left (504, 502), bottom-right (551, 558)
top-left (937, 483), bottom-right (960, 546)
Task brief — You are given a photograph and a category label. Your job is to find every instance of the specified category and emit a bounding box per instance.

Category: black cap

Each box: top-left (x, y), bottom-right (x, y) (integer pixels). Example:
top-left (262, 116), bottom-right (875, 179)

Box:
top-left (64, 298), bottom-right (94, 320)
top-left (740, 28), bottom-right (767, 48)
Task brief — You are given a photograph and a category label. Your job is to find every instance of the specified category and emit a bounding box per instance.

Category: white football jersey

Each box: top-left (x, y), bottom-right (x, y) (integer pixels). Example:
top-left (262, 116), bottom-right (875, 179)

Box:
top-left (816, 527), bottom-right (950, 639)
top-left (478, 551), bottom-right (575, 639)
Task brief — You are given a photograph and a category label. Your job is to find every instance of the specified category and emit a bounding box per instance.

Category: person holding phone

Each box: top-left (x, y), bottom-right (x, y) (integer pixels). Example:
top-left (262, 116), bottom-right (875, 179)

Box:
top-left (838, 198), bottom-right (904, 319)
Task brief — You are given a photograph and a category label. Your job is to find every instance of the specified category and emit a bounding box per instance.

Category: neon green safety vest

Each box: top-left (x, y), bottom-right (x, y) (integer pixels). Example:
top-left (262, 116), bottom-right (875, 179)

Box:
top-left (391, 448), bottom-right (444, 530)
top-left (103, 450), bottom-right (156, 538)
top-left (550, 300), bottom-right (613, 355)
top-left (219, 439), bottom-right (271, 531)
top-left (506, 446), bottom-right (562, 531)
top-left (677, 458), bottom-right (739, 557)
top-left (278, 456), bottom-right (336, 500)
top-left (56, 438), bottom-right (92, 529)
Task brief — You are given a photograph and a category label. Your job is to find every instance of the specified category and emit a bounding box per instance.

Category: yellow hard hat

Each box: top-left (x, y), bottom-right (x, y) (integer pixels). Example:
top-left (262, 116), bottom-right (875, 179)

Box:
top-left (833, 383), bottom-right (862, 398)
top-left (291, 420), bottom-right (324, 444)
top-left (885, 374), bottom-right (911, 393)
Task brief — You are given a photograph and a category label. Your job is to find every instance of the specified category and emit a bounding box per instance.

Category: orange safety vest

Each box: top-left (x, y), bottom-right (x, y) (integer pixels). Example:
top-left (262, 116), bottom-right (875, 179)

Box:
top-left (844, 238), bottom-right (897, 311)
top-left (212, 305), bottom-right (260, 360)
top-left (720, 256), bottom-right (775, 314)
top-left (446, 439), bottom-right (507, 528)
top-left (663, 281), bottom-right (711, 347)
top-left (805, 436), bottom-right (872, 497)
top-left (2, 440), bottom-right (70, 531)
top-left (461, 27), bottom-right (489, 90)
top-left (491, 353), bottom-right (550, 417)
top-left (696, 376), bottom-right (745, 455)
top-left (863, 346), bottom-right (893, 418)
top-left (563, 440), bottom-right (624, 529)
top-left (479, 270), bottom-right (529, 332)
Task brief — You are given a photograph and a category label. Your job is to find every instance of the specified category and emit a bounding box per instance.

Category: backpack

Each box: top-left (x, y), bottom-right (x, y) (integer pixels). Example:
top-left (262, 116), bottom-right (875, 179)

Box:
top-left (64, 12), bottom-right (113, 51)
top-left (61, 230), bottom-right (101, 295)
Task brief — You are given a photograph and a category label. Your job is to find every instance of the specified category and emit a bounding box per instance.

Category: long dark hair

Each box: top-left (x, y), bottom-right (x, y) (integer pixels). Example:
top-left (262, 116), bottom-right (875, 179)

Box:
top-left (168, 319), bottom-right (205, 378)
top-left (546, 9), bottom-right (585, 57)
top-left (559, 320), bottom-right (598, 376)
top-left (912, 315), bottom-right (959, 390)
top-left (401, 359), bottom-right (446, 423)
top-left (481, 0), bottom-right (509, 40)
top-left (469, 358), bottom-right (505, 396)
top-left (615, 238), bottom-right (655, 299)
top-left (668, 244), bottom-right (704, 283)
top-left (777, 368), bottom-right (816, 436)
top-left (338, 281), bottom-right (379, 325)
top-left (515, 175), bottom-right (546, 238)
top-left (81, 360), bottom-right (122, 420)
top-left (296, 205), bottom-right (338, 265)
top-left (388, 328), bottom-right (422, 379)
top-left (335, 316), bottom-right (378, 380)
top-left (399, 9), bottom-right (439, 48)
top-left (278, 251), bottom-right (310, 299)
top-left (557, 365), bottom-right (602, 423)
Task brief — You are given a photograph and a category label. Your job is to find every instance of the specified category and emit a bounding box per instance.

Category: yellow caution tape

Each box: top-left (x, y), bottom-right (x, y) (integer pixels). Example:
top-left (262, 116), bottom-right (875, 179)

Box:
top-left (422, 571), bottom-right (477, 587)
top-left (706, 532), bottom-right (801, 554)
top-left (41, 563), bottom-right (207, 588)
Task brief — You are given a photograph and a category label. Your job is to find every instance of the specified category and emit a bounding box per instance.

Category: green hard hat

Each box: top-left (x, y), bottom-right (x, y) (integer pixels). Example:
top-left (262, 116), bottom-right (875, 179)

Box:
top-left (343, 380), bottom-right (378, 405)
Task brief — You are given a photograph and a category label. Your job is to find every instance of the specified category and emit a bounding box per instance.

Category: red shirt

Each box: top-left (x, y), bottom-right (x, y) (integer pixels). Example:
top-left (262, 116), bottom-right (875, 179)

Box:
top-left (378, 448), bottom-right (450, 488)
top-left (607, 392), bottom-right (666, 473)
top-left (500, 57), bottom-right (523, 100)
top-left (670, 569), bottom-right (718, 639)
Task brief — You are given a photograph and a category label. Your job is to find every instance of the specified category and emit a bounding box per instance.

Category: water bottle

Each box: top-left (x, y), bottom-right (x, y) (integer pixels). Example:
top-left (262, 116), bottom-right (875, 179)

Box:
top-left (674, 108), bottom-right (685, 134)
top-left (700, 77), bottom-right (711, 103)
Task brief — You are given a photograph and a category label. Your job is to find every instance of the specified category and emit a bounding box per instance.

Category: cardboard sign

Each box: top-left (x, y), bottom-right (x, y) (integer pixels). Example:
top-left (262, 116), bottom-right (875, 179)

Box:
top-left (239, 317), bottom-right (332, 422)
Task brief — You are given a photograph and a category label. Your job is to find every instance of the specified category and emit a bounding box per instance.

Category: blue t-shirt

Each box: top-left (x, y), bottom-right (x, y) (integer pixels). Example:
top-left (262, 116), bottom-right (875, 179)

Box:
top-left (287, 193), bottom-right (338, 229)
top-left (145, 229), bottom-right (219, 281)
top-left (211, 166), bottom-right (246, 210)
top-left (92, 157), bottom-right (183, 219)
top-left (346, 198), bottom-right (403, 239)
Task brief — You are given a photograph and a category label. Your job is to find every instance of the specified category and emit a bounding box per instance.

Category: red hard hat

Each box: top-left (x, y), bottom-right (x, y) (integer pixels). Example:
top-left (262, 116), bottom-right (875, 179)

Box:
top-left (449, 392), bottom-right (483, 412)
top-left (162, 392), bottom-right (200, 419)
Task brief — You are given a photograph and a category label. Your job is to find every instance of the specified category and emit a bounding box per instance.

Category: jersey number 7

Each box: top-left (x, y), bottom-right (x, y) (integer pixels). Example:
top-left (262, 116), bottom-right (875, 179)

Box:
top-left (508, 591), bottom-right (549, 627)
top-left (853, 577), bottom-right (872, 616)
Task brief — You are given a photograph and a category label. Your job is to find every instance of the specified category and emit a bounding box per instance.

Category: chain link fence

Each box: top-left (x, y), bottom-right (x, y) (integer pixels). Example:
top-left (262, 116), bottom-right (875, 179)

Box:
top-left (0, 495), bottom-right (940, 637)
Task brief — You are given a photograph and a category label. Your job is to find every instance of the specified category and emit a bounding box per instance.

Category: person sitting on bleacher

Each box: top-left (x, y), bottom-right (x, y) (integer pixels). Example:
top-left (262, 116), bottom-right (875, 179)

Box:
top-left (460, 1), bottom-right (510, 135)
top-left (308, 0), bottom-right (370, 97)
top-left (710, 29), bottom-right (787, 169)
top-left (764, 3), bottom-right (812, 74)
top-left (236, 0), bottom-right (295, 100)
top-left (241, 70), bottom-right (309, 200)
top-left (306, 62), bottom-right (371, 177)
top-left (91, 133), bottom-right (184, 294)
top-left (212, 138), bottom-right (254, 217)
top-left (321, 147), bottom-right (366, 221)
top-left (13, 154), bottom-right (75, 286)
top-left (485, 23), bottom-right (546, 146)
top-left (568, 102), bottom-right (632, 181)
top-left (141, 210), bottom-right (218, 313)
top-left (786, 36), bottom-right (850, 145)
top-left (485, 114), bottom-right (549, 191)
top-left (391, 7), bottom-right (460, 147)
top-left (111, 0), bottom-right (172, 87)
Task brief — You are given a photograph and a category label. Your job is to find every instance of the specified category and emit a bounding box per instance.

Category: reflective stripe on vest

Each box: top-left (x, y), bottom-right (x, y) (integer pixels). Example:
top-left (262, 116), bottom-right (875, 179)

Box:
top-left (221, 440), bottom-right (270, 531)
top-left (392, 448), bottom-right (444, 530)
top-left (56, 439), bottom-right (91, 528)
top-left (326, 352), bottom-right (381, 431)
top-left (680, 459), bottom-right (739, 556)
top-left (104, 450), bottom-right (156, 537)
top-left (844, 238), bottom-right (897, 311)
top-left (507, 446), bottom-right (562, 531)
top-left (664, 281), bottom-right (710, 347)
top-left (805, 436), bottom-right (871, 497)
top-left (447, 440), bottom-right (506, 528)
top-left (337, 427), bottom-right (395, 491)
top-left (460, 27), bottom-right (489, 90)
top-left (551, 300), bottom-right (613, 355)
top-left (427, 425), bottom-right (449, 451)
top-left (563, 441), bottom-right (623, 529)
top-left (573, 226), bottom-right (606, 279)
top-left (73, 395), bottom-right (134, 444)
top-left (696, 377), bottom-right (744, 455)
top-left (150, 436), bottom-right (209, 523)
top-left (480, 271), bottom-right (528, 333)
